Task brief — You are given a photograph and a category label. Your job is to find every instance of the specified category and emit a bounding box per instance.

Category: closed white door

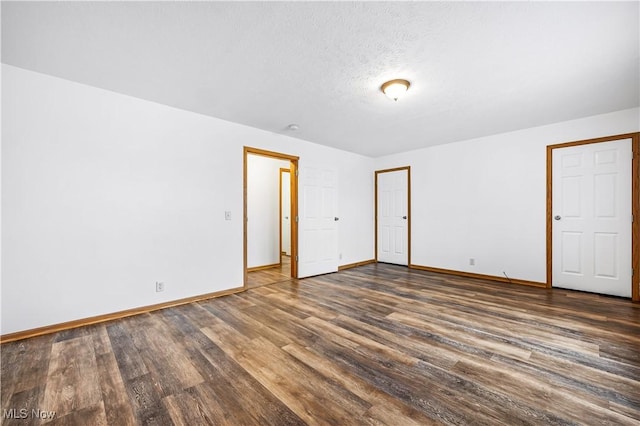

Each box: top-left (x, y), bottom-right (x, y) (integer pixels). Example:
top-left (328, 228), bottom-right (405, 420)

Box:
top-left (298, 165), bottom-right (338, 278)
top-left (281, 170), bottom-right (291, 256)
top-left (552, 138), bottom-right (632, 297)
top-left (377, 169), bottom-right (409, 265)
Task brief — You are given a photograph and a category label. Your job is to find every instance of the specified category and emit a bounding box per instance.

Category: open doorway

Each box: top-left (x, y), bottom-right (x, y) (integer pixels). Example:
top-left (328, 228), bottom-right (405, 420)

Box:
top-left (244, 147), bottom-right (299, 288)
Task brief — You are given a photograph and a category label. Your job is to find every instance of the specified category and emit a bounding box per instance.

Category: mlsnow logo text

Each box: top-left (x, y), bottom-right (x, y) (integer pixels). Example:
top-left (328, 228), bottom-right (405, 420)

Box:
top-left (2, 409), bottom-right (56, 420)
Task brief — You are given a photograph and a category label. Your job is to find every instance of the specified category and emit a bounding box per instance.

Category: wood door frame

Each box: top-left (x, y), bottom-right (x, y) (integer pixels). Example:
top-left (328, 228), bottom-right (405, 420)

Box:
top-left (374, 166), bottom-right (411, 265)
top-left (279, 167), bottom-right (291, 260)
top-left (244, 147), bottom-right (299, 287)
top-left (546, 132), bottom-right (640, 302)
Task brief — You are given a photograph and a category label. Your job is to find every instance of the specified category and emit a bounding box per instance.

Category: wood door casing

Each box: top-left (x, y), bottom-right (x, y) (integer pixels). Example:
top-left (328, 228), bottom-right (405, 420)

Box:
top-left (244, 147), bottom-right (299, 285)
top-left (547, 132), bottom-right (640, 302)
top-left (375, 166), bottom-right (411, 266)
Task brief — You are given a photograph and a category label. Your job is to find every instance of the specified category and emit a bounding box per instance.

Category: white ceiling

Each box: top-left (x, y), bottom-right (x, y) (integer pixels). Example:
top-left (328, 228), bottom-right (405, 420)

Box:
top-left (2, 1), bottom-right (638, 157)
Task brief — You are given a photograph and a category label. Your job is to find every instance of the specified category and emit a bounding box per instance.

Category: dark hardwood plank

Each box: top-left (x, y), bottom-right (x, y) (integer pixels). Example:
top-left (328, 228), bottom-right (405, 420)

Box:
top-left (95, 351), bottom-right (137, 425)
top-left (91, 324), bottom-right (113, 357)
top-left (106, 321), bottom-right (148, 381)
top-left (41, 336), bottom-right (102, 419)
top-left (125, 373), bottom-right (173, 425)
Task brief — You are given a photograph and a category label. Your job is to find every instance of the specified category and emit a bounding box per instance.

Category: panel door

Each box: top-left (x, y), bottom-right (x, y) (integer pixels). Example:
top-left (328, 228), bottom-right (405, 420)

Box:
top-left (298, 165), bottom-right (338, 278)
top-left (377, 169), bottom-right (409, 265)
top-left (552, 138), bottom-right (632, 297)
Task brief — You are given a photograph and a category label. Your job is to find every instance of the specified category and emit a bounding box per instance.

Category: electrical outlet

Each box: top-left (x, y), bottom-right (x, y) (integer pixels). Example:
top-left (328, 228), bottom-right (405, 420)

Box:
top-left (156, 281), bottom-right (164, 292)
top-left (339, 253), bottom-right (343, 260)
top-left (224, 211), bottom-right (231, 220)
top-left (469, 258), bottom-right (475, 266)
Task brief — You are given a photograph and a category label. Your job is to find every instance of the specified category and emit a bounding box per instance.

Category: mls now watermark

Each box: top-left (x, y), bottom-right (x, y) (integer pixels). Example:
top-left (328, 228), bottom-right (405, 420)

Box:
top-left (3, 409), bottom-right (56, 420)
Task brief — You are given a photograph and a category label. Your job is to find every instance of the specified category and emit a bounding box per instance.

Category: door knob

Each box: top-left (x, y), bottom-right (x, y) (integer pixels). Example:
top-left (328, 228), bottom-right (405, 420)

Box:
top-left (554, 215), bottom-right (561, 221)
top-left (402, 216), bottom-right (407, 219)
top-left (334, 217), bottom-right (339, 221)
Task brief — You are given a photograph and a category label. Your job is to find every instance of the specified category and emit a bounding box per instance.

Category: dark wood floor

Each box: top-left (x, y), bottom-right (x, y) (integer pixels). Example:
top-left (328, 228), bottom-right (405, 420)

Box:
top-left (2, 263), bottom-right (640, 425)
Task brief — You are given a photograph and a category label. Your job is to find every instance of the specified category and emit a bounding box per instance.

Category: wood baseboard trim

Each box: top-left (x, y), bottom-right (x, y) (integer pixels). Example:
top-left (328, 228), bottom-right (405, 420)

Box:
top-left (338, 259), bottom-right (376, 271)
top-left (0, 286), bottom-right (244, 344)
top-left (409, 264), bottom-right (547, 288)
top-left (247, 263), bottom-right (281, 272)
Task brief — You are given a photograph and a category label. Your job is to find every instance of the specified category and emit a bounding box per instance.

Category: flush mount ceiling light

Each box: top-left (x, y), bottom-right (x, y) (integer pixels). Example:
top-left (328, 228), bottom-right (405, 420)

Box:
top-left (380, 79), bottom-right (411, 101)
top-left (287, 123), bottom-right (300, 131)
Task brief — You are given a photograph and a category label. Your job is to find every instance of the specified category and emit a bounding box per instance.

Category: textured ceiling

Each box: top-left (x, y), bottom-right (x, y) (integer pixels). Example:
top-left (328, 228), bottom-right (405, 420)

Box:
top-left (2, 1), bottom-right (639, 157)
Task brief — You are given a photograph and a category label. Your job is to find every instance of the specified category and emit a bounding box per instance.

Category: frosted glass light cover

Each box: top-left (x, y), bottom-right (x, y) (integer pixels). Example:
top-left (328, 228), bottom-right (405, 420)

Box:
top-left (384, 83), bottom-right (407, 99)
top-left (381, 79), bottom-right (410, 101)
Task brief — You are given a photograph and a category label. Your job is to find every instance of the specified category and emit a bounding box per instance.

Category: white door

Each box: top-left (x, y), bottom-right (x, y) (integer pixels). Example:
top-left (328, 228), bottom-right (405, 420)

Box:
top-left (281, 170), bottom-right (291, 256)
top-left (377, 169), bottom-right (409, 265)
top-left (298, 165), bottom-right (338, 278)
top-left (552, 138), bottom-right (632, 297)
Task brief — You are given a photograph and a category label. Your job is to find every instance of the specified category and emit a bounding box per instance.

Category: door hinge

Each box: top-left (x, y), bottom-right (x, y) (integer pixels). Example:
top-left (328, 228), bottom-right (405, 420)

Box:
top-left (295, 169), bottom-right (299, 177)
top-left (295, 216), bottom-right (299, 223)
top-left (295, 255), bottom-right (299, 261)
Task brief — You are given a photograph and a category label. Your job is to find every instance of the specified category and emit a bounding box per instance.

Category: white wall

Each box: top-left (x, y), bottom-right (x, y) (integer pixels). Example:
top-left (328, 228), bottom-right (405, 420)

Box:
top-left (375, 108), bottom-right (640, 283)
top-left (247, 155), bottom-right (289, 268)
top-left (1, 65), bottom-right (375, 335)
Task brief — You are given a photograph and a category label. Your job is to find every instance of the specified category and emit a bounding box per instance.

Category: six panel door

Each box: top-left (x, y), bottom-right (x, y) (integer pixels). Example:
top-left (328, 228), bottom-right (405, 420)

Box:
top-left (298, 165), bottom-right (339, 278)
top-left (552, 138), bottom-right (632, 297)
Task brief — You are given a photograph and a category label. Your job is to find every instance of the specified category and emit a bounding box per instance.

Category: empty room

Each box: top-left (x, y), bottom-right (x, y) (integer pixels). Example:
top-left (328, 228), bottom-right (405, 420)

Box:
top-left (2, 1), bottom-right (639, 425)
